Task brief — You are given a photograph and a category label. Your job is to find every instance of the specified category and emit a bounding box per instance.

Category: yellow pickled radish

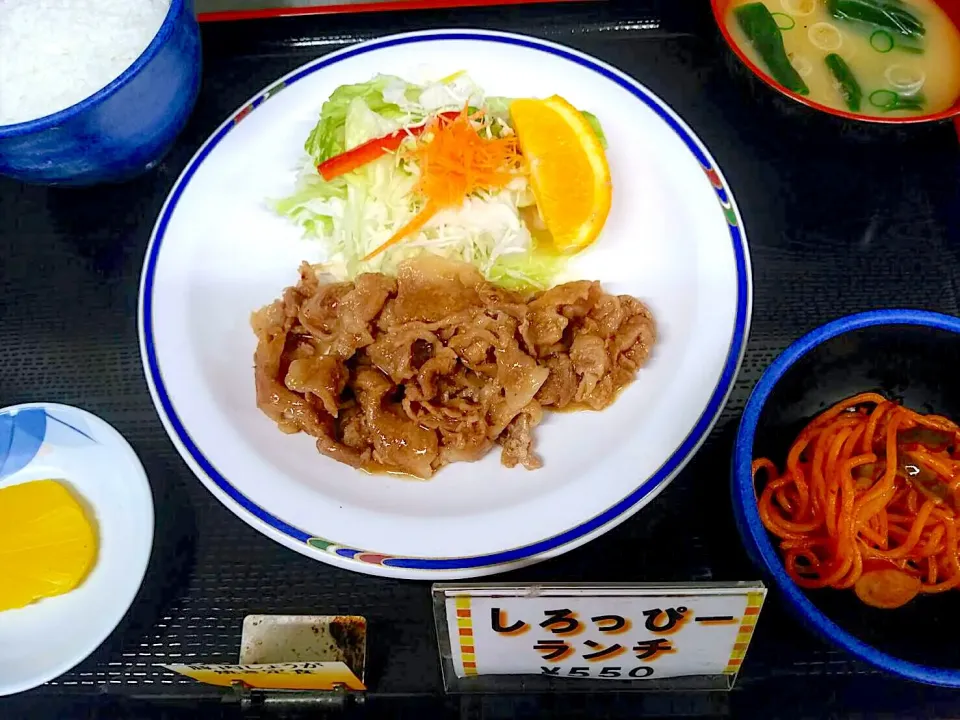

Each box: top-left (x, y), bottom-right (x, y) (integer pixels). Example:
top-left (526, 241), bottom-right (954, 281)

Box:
top-left (0, 479), bottom-right (98, 612)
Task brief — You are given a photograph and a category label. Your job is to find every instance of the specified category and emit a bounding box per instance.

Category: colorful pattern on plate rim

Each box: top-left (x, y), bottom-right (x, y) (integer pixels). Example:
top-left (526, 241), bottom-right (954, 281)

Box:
top-left (702, 165), bottom-right (738, 228)
top-left (142, 30), bottom-right (750, 573)
top-left (307, 537), bottom-right (395, 566)
top-left (0, 407), bottom-right (98, 480)
top-left (234, 80), bottom-right (288, 125)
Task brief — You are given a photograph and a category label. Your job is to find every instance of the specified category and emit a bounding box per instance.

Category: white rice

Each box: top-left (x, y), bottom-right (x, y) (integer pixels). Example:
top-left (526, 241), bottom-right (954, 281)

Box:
top-left (0, 0), bottom-right (171, 126)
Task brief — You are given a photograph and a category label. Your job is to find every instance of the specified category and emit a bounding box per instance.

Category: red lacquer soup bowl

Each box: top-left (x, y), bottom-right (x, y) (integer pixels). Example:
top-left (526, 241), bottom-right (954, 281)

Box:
top-left (711, 0), bottom-right (960, 128)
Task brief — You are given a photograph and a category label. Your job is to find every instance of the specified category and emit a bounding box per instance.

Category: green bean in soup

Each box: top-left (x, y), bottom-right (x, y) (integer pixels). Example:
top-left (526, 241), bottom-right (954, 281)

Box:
top-left (727, 0), bottom-right (960, 117)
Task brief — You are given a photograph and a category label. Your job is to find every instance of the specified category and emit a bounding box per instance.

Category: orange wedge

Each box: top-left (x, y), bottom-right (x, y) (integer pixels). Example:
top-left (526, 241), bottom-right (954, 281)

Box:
top-left (509, 95), bottom-right (612, 253)
top-left (0, 479), bottom-right (98, 612)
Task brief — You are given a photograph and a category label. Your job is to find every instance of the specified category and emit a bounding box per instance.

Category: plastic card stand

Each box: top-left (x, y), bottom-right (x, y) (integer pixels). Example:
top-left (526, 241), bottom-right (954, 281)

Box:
top-left (433, 582), bottom-right (766, 693)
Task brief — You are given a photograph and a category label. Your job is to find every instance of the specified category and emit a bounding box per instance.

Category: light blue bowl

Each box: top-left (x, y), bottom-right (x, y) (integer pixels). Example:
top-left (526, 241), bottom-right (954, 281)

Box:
top-left (733, 309), bottom-right (960, 687)
top-left (0, 0), bottom-right (201, 185)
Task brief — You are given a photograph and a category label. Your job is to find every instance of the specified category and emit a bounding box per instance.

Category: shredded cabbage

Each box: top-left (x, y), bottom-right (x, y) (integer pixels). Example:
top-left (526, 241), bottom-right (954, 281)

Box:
top-left (273, 73), bottom-right (605, 290)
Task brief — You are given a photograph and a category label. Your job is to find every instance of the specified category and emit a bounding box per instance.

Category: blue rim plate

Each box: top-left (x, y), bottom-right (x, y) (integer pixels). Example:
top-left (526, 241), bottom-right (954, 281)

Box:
top-left (139, 29), bottom-right (752, 578)
top-left (0, 403), bottom-right (153, 695)
top-left (733, 309), bottom-right (960, 687)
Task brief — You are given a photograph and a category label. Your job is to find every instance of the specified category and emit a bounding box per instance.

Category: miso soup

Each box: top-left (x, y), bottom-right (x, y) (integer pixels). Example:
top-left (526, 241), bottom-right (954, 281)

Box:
top-left (727, 0), bottom-right (960, 117)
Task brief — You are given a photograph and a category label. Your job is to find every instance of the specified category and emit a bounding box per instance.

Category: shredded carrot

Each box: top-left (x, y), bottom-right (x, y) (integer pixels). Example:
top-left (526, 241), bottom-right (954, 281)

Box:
top-left (362, 107), bottom-right (525, 261)
top-left (753, 395), bottom-right (960, 608)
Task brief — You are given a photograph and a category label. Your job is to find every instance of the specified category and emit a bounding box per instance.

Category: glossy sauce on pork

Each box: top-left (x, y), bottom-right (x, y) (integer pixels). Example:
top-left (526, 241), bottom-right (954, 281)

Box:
top-left (251, 256), bottom-right (656, 478)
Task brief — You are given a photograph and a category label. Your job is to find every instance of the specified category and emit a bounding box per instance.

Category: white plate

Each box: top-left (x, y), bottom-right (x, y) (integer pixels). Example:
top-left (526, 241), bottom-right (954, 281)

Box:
top-left (0, 404), bottom-right (153, 695)
top-left (139, 29), bottom-right (751, 579)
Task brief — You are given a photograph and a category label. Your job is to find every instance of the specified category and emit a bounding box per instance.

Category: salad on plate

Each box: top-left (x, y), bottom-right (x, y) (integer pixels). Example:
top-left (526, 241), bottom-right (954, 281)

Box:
top-left (273, 71), bottom-right (612, 289)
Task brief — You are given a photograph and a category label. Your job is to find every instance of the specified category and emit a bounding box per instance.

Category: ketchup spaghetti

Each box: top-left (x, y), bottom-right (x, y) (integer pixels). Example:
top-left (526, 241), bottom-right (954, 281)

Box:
top-left (753, 393), bottom-right (960, 609)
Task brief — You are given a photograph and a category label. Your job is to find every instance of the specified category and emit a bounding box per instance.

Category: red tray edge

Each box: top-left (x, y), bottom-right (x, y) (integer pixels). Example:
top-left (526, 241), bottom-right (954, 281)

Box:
top-left (198, 0), bottom-right (602, 23)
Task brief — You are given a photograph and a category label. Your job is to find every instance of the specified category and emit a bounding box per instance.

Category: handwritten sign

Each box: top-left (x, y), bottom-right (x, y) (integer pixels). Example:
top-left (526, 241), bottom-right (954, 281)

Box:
top-left (435, 583), bottom-right (765, 681)
top-left (160, 662), bottom-right (366, 691)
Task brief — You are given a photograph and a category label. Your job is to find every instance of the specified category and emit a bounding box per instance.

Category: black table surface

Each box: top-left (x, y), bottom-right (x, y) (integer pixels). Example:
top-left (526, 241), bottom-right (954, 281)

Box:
top-left (3, 1), bottom-right (960, 717)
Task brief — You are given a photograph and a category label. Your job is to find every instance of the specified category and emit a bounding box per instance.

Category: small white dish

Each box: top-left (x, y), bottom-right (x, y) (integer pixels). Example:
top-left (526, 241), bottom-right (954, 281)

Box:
top-left (140, 29), bottom-right (751, 578)
top-left (0, 403), bottom-right (154, 696)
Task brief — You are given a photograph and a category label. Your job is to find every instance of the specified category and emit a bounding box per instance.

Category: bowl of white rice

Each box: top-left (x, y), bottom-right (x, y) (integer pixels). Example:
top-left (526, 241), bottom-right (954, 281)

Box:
top-left (0, 0), bottom-right (201, 185)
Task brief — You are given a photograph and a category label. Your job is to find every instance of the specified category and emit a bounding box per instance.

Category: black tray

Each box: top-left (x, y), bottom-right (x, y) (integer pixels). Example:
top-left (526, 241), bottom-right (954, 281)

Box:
top-left (2, 1), bottom-right (960, 717)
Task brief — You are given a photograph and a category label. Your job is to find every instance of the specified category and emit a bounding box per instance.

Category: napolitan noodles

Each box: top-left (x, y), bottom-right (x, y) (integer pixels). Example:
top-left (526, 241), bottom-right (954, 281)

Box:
top-left (753, 394), bottom-right (960, 609)
top-left (727, 0), bottom-right (960, 117)
top-left (255, 73), bottom-right (653, 476)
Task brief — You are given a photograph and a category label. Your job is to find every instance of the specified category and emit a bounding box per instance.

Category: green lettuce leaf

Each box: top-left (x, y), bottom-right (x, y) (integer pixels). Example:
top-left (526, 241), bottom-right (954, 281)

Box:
top-left (304, 75), bottom-right (410, 163)
top-left (271, 172), bottom-right (348, 237)
top-left (488, 250), bottom-right (567, 291)
top-left (581, 110), bottom-right (608, 148)
top-left (485, 96), bottom-right (513, 122)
